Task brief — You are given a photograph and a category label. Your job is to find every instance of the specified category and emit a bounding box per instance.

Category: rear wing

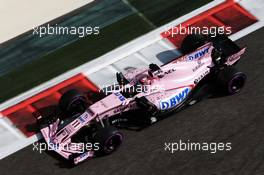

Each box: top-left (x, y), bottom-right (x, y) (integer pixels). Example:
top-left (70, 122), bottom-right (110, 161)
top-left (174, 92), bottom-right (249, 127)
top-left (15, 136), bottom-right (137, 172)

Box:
top-left (168, 42), bottom-right (213, 64)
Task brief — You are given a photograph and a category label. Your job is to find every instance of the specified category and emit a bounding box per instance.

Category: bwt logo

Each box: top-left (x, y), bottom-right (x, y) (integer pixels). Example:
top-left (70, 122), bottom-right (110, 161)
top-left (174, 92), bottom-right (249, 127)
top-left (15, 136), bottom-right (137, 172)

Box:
top-left (187, 47), bottom-right (209, 61)
top-left (160, 88), bottom-right (190, 110)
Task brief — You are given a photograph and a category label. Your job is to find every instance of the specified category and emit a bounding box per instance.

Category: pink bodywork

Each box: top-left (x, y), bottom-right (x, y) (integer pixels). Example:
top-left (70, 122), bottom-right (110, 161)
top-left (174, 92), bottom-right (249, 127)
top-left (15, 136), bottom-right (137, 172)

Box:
top-left (39, 42), bottom-right (246, 164)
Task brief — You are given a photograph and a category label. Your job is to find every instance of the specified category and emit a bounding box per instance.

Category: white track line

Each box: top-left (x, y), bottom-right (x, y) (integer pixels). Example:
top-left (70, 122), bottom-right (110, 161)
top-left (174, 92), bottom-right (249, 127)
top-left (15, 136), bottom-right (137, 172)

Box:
top-left (121, 0), bottom-right (156, 28)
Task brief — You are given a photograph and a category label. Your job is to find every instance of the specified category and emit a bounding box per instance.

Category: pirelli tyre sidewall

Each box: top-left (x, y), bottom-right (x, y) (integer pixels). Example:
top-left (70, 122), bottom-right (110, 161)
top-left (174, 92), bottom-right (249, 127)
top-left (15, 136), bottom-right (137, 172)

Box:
top-left (94, 126), bottom-right (124, 155)
top-left (217, 66), bottom-right (246, 95)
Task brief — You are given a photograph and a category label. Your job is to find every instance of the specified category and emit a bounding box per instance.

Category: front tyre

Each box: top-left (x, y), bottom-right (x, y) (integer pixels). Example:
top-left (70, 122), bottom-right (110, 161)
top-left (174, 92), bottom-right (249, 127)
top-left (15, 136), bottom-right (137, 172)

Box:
top-left (94, 126), bottom-right (124, 155)
top-left (217, 66), bottom-right (246, 95)
top-left (59, 89), bottom-right (88, 116)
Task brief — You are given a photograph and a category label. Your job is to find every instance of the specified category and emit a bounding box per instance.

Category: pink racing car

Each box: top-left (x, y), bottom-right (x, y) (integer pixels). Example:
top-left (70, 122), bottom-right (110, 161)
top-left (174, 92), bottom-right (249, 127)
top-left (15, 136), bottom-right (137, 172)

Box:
top-left (36, 34), bottom-right (247, 165)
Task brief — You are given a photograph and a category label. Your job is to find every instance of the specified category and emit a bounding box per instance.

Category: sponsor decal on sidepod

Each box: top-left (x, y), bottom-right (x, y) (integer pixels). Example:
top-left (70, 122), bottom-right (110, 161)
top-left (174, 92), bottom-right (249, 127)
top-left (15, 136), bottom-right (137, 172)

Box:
top-left (160, 87), bottom-right (191, 110)
top-left (114, 92), bottom-right (126, 102)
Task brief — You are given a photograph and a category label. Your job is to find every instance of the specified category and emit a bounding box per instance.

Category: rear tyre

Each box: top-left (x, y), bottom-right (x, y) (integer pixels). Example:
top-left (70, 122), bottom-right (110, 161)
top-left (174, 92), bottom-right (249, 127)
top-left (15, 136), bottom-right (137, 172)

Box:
top-left (217, 66), bottom-right (246, 95)
top-left (94, 126), bottom-right (124, 155)
top-left (59, 89), bottom-right (88, 116)
top-left (181, 34), bottom-right (207, 54)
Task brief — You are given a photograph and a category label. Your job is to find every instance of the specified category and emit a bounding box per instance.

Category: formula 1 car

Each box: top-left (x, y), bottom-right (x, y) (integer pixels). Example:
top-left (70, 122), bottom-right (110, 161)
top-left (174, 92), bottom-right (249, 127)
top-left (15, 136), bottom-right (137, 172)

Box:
top-left (36, 34), bottom-right (247, 165)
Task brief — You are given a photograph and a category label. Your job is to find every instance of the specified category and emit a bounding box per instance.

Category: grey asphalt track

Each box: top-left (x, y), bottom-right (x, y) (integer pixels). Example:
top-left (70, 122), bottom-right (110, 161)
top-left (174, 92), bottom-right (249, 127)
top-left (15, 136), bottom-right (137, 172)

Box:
top-left (1, 27), bottom-right (264, 175)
